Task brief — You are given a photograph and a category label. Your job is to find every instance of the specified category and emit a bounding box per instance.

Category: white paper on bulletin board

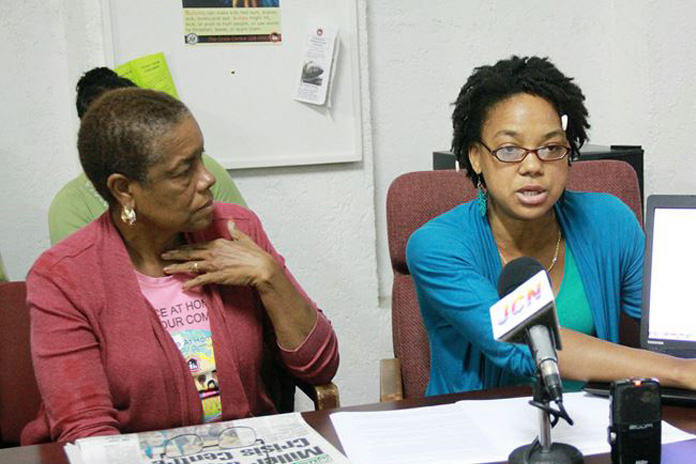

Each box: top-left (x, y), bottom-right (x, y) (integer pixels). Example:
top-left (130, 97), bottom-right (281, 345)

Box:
top-left (100, 0), bottom-right (362, 169)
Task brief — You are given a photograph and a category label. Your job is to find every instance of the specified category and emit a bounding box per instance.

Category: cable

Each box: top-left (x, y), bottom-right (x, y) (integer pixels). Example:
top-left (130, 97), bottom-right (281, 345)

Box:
top-left (528, 399), bottom-right (575, 427)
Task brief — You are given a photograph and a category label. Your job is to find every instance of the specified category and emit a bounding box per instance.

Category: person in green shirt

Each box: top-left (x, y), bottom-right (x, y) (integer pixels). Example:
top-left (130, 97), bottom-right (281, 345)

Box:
top-left (48, 67), bottom-right (246, 245)
top-left (0, 252), bottom-right (7, 282)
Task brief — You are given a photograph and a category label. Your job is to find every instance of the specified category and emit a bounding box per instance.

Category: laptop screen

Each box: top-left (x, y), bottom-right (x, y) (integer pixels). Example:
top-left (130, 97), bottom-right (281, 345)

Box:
top-left (642, 195), bottom-right (696, 353)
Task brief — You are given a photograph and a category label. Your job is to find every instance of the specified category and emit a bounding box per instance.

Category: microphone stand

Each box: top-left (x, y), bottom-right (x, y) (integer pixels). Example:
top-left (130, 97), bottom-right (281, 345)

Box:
top-left (509, 372), bottom-right (584, 464)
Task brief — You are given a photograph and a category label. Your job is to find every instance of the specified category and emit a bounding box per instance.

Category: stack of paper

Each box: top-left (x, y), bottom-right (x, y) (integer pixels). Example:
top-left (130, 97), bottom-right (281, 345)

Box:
top-left (331, 392), bottom-right (695, 464)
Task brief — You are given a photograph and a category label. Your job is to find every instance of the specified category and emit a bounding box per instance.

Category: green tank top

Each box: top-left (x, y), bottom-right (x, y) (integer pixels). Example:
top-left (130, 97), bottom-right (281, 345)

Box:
top-left (555, 244), bottom-right (595, 391)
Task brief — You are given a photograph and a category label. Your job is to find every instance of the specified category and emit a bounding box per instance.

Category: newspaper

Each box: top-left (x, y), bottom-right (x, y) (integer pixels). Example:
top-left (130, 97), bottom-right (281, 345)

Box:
top-left (64, 412), bottom-right (349, 464)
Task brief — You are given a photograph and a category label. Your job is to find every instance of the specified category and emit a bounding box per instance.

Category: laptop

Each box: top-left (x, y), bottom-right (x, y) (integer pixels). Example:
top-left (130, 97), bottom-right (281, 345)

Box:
top-left (584, 194), bottom-right (696, 404)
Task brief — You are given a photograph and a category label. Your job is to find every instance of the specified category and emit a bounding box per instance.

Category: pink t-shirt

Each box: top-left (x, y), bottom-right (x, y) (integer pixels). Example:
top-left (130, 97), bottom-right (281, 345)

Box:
top-left (135, 271), bottom-right (222, 423)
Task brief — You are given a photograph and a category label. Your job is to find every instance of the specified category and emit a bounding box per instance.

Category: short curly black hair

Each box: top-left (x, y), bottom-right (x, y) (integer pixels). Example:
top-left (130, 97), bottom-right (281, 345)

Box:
top-left (75, 67), bottom-right (136, 118)
top-left (452, 56), bottom-right (590, 186)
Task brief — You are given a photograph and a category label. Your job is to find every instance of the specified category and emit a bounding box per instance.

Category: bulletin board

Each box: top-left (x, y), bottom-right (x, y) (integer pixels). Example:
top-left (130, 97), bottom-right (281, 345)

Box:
top-left (101, 0), bottom-right (362, 169)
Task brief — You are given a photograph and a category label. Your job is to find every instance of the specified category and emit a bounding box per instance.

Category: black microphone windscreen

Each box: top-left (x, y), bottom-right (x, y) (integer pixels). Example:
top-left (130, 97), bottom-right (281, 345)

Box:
top-left (497, 257), bottom-right (546, 298)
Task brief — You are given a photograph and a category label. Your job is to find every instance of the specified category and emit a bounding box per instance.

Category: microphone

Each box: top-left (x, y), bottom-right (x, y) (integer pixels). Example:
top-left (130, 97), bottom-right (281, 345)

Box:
top-left (490, 257), bottom-right (564, 404)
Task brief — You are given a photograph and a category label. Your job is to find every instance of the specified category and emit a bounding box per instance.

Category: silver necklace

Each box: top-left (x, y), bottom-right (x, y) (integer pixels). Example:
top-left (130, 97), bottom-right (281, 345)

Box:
top-left (498, 229), bottom-right (563, 272)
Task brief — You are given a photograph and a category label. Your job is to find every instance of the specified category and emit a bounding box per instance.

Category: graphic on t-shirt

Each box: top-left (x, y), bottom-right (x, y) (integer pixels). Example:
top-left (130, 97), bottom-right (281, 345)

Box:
top-left (172, 329), bottom-right (222, 422)
top-left (153, 296), bottom-right (210, 331)
top-left (196, 369), bottom-right (219, 399)
top-left (135, 272), bottom-right (223, 423)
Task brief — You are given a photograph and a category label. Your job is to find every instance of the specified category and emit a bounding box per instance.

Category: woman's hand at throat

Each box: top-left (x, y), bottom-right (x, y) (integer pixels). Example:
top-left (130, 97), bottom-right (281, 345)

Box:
top-left (161, 220), bottom-right (279, 291)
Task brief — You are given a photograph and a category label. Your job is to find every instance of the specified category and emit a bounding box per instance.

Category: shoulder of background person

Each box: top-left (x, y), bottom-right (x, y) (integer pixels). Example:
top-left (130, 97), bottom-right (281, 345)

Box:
top-left (48, 172), bottom-right (108, 245)
top-left (202, 154), bottom-right (247, 207)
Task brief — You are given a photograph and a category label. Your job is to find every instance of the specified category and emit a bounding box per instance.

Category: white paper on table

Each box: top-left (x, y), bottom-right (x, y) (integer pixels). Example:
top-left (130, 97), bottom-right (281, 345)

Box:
top-left (63, 444), bottom-right (86, 464)
top-left (330, 392), bottom-right (695, 464)
top-left (332, 403), bottom-right (500, 464)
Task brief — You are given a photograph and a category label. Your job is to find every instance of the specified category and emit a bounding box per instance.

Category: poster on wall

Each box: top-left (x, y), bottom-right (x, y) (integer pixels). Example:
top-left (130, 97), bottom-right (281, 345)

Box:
top-left (182, 0), bottom-right (282, 45)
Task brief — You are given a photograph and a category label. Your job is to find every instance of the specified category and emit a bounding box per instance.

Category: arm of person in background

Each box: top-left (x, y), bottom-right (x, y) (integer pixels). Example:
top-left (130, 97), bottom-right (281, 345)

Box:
top-left (202, 154), bottom-right (247, 207)
top-left (48, 174), bottom-right (108, 245)
top-left (162, 213), bottom-right (338, 384)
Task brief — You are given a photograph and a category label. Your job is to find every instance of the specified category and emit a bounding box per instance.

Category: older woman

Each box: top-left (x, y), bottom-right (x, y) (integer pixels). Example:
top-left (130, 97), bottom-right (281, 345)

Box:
top-left (48, 67), bottom-right (247, 245)
top-left (22, 88), bottom-right (338, 444)
top-left (407, 56), bottom-right (696, 396)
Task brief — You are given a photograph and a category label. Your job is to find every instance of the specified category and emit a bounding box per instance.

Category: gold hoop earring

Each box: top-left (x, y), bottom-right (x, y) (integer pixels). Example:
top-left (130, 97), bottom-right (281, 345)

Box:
top-left (121, 205), bottom-right (136, 226)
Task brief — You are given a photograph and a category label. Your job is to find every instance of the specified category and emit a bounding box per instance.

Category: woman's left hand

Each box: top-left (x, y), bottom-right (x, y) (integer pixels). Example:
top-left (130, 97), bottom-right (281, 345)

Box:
top-left (162, 221), bottom-right (278, 290)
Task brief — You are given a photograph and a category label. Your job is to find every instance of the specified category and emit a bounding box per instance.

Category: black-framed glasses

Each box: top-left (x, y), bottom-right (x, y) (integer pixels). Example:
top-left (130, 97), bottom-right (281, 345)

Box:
top-left (479, 141), bottom-right (571, 163)
top-left (161, 426), bottom-right (263, 458)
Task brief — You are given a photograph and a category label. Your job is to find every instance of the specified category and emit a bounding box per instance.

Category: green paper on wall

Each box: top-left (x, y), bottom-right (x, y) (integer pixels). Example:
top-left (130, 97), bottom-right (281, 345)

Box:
top-left (116, 52), bottom-right (179, 99)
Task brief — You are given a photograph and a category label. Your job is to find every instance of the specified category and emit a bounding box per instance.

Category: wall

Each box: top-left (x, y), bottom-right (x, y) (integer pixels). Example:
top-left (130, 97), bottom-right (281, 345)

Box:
top-left (3, 1), bottom-right (696, 410)
top-left (368, 1), bottom-right (696, 303)
top-left (0, 0), bottom-right (98, 282)
top-left (226, 1), bottom-right (384, 407)
top-left (0, 0), bottom-right (385, 408)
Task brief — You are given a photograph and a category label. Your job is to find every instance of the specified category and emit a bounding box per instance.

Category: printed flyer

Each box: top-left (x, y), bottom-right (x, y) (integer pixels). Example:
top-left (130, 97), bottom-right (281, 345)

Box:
top-left (182, 1), bottom-right (282, 45)
top-left (115, 52), bottom-right (179, 99)
top-left (293, 26), bottom-right (338, 106)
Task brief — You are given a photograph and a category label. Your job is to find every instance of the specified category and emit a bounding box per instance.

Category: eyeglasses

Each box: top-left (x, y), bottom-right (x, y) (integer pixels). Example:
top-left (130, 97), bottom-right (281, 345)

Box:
top-left (479, 141), bottom-right (571, 163)
top-left (160, 426), bottom-right (265, 458)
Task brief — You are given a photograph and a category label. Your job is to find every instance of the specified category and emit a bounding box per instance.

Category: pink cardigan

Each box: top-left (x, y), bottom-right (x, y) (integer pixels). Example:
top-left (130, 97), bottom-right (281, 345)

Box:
top-left (22, 203), bottom-right (339, 444)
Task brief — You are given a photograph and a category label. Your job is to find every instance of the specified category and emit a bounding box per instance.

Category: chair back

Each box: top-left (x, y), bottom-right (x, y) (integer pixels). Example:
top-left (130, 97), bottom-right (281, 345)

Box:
top-left (261, 343), bottom-right (297, 414)
top-left (0, 281), bottom-right (42, 447)
top-left (386, 160), bottom-right (642, 398)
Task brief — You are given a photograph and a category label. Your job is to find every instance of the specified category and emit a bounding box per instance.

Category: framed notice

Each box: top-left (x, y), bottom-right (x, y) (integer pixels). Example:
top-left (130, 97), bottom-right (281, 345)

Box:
top-left (101, 0), bottom-right (362, 169)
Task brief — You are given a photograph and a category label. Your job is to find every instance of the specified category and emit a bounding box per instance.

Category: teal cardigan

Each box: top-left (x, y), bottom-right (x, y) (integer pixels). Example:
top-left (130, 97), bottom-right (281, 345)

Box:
top-left (406, 191), bottom-right (644, 396)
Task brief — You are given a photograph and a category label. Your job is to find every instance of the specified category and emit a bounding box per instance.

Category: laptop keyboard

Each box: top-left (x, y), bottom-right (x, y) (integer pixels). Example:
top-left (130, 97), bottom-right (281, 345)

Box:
top-left (665, 350), bottom-right (696, 359)
top-left (584, 382), bottom-right (696, 406)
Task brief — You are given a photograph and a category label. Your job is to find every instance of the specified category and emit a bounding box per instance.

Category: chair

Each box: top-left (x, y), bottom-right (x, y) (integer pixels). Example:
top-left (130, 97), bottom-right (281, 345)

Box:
top-left (381, 160), bottom-right (643, 401)
top-left (262, 353), bottom-right (340, 413)
top-left (0, 281), bottom-right (41, 448)
top-left (0, 281), bottom-right (337, 448)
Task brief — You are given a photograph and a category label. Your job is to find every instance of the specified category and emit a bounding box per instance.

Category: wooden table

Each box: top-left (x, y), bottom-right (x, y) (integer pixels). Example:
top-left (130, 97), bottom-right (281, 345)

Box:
top-left (302, 386), bottom-right (696, 464)
top-left (3, 386), bottom-right (696, 464)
